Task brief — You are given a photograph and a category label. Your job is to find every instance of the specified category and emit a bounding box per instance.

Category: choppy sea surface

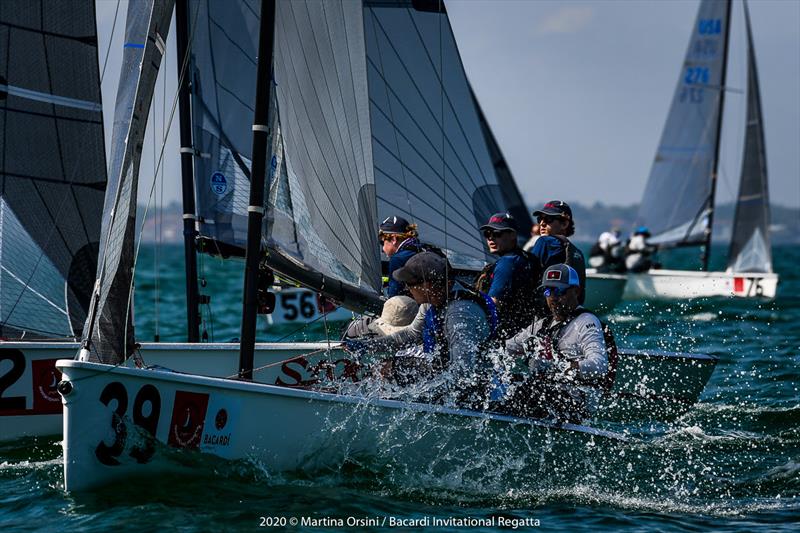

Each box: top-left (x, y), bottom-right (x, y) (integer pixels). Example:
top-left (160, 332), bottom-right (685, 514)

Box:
top-left (1, 244), bottom-right (798, 531)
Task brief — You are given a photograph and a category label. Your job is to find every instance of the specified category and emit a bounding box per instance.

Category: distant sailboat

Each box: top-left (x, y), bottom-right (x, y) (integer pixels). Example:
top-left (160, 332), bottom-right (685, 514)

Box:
top-left (624, 0), bottom-right (779, 300)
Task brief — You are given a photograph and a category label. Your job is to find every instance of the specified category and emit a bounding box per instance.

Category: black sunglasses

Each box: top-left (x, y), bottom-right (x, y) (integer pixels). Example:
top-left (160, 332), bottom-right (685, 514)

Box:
top-left (483, 229), bottom-right (510, 240)
top-left (537, 215), bottom-right (565, 225)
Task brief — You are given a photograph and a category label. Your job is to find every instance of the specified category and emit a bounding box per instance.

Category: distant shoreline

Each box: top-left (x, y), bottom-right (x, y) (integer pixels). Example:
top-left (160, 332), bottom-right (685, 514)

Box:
top-left (136, 201), bottom-right (800, 245)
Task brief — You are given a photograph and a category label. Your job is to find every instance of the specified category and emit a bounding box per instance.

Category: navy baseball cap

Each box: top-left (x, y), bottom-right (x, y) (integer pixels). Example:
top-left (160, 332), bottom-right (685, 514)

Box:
top-left (533, 200), bottom-right (572, 220)
top-left (539, 264), bottom-right (580, 290)
top-left (393, 251), bottom-right (448, 286)
top-left (379, 215), bottom-right (411, 234)
top-left (480, 212), bottom-right (518, 232)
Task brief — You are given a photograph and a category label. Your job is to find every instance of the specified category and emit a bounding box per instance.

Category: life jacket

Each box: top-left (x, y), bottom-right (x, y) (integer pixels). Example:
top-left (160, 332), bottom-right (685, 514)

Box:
top-left (549, 236), bottom-right (586, 289)
top-left (474, 247), bottom-right (537, 337)
top-left (526, 307), bottom-right (617, 392)
top-left (531, 236), bottom-right (586, 310)
top-left (421, 284), bottom-right (498, 369)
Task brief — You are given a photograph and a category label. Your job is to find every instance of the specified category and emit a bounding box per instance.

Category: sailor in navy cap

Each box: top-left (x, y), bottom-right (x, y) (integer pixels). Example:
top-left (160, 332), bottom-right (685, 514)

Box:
top-left (528, 200), bottom-right (586, 306)
top-left (379, 215), bottom-right (421, 298)
top-left (475, 212), bottom-right (537, 338)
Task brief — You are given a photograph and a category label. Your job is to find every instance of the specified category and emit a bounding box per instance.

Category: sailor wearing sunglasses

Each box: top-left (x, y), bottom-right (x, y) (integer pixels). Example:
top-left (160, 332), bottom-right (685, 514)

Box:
top-left (498, 264), bottom-right (616, 421)
top-left (475, 212), bottom-right (537, 338)
top-left (528, 200), bottom-right (587, 305)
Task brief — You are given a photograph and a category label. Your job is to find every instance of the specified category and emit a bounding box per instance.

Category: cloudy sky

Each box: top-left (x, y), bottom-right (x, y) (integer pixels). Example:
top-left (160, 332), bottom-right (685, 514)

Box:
top-left (96, 0), bottom-right (800, 210)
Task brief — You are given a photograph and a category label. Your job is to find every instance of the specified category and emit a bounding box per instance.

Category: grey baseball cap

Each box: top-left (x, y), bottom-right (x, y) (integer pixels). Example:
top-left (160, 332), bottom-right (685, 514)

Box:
top-left (539, 264), bottom-right (581, 290)
top-left (392, 251), bottom-right (448, 286)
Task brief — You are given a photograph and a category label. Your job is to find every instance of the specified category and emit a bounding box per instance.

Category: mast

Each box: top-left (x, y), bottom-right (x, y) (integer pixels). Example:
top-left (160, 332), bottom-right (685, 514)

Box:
top-left (239, 0), bottom-right (276, 380)
top-left (175, 0), bottom-right (200, 342)
top-left (702, 0), bottom-right (733, 271)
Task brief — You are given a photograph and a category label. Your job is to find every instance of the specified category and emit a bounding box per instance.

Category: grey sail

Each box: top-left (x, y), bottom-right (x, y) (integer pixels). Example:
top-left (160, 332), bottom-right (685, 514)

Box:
top-left (190, 0), bottom-right (260, 253)
top-left (364, 0), bottom-right (506, 270)
top-left (0, 0), bottom-right (106, 339)
top-left (636, 0), bottom-right (730, 247)
top-left (189, 0), bottom-right (524, 310)
top-left (265, 0), bottom-right (383, 311)
top-left (727, 0), bottom-right (771, 273)
top-left (81, 0), bottom-right (175, 363)
top-left (470, 86), bottom-right (533, 246)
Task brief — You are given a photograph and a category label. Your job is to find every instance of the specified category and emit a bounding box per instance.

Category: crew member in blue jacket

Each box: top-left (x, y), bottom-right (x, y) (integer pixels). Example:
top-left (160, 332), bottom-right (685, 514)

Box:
top-left (529, 201), bottom-right (586, 304)
top-left (379, 216), bottom-right (421, 298)
top-left (475, 212), bottom-right (537, 338)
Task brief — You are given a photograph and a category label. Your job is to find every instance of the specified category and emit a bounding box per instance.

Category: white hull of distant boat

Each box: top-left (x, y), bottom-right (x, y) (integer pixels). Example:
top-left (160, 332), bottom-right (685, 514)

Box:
top-left (585, 271), bottom-right (627, 312)
top-left (57, 359), bottom-right (626, 492)
top-left (2, 341), bottom-right (715, 441)
top-left (623, 269), bottom-right (778, 300)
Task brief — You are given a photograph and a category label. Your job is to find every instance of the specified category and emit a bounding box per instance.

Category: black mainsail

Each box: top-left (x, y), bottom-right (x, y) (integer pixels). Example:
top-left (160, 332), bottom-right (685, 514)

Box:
top-left (80, 0), bottom-right (175, 363)
top-left (0, 0), bottom-right (106, 339)
top-left (727, 0), bottom-right (772, 274)
top-left (636, 0), bottom-right (731, 253)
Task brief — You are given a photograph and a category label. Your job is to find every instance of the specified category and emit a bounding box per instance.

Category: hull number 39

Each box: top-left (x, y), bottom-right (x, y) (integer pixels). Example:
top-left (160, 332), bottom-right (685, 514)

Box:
top-left (94, 381), bottom-right (235, 466)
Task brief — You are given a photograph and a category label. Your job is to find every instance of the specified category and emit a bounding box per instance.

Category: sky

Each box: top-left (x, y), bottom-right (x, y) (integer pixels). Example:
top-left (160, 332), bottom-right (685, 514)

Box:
top-left (96, 0), bottom-right (800, 210)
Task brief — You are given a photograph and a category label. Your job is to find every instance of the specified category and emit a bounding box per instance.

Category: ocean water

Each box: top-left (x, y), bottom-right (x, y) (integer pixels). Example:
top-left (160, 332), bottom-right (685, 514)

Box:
top-left (1, 244), bottom-right (798, 531)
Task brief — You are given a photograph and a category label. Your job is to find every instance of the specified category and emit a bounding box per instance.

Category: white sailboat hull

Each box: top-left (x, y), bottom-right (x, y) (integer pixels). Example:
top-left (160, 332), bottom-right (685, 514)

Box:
top-left (585, 271), bottom-right (627, 312)
top-left (623, 269), bottom-right (778, 300)
top-left (1, 341), bottom-right (716, 441)
top-left (57, 359), bottom-right (624, 492)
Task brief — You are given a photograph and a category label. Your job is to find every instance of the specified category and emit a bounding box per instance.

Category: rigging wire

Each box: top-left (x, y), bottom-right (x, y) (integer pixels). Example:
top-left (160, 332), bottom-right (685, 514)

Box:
top-left (125, 2), bottom-right (201, 358)
top-left (150, 78), bottom-right (160, 342)
top-left (99, 0), bottom-right (123, 83)
top-left (439, 0), bottom-right (449, 302)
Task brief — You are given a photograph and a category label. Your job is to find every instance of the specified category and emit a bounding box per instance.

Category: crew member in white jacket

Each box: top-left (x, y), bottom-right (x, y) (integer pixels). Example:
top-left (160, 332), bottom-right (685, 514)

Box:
top-left (500, 263), bottom-right (612, 421)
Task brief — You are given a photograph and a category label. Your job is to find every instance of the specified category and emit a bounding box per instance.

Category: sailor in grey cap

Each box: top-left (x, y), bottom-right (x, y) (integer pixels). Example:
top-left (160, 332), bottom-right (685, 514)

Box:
top-left (497, 264), bottom-right (616, 421)
top-left (347, 252), bottom-right (498, 401)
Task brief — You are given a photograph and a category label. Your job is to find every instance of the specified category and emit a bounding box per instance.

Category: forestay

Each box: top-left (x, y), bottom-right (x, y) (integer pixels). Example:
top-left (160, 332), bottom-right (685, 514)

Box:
top-left (80, 0), bottom-right (175, 363)
top-left (0, 0), bottom-right (106, 339)
top-left (636, 0), bottom-right (730, 247)
top-left (727, 1), bottom-right (771, 274)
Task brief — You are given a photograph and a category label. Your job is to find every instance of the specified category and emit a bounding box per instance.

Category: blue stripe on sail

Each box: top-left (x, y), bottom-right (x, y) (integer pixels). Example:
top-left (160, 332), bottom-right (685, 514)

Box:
top-left (124, 42), bottom-right (145, 48)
